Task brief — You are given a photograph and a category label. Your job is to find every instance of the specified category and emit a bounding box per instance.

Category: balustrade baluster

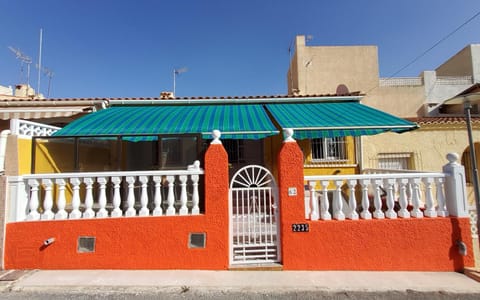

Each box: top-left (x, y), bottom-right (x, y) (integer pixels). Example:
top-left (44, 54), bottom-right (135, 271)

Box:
top-left (139, 176), bottom-right (150, 216)
top-left (166, 175), bottom-right (175, 216)
top-left (55, 178), bottom-right (68, 220)
top-left (111, 176), bottom-right (123, 217)
top-left (372, 179), bottom-right (385, 219)
top-left (423, 177), bottom-right (437, 217)
top-left (333, 180), bottom-right (345, 220)
top-left (41, 179), bottom-right (54, 220)
top-left (26, 179), bottom-right (40, 221)
top-left (360, 179), bottom-right (372, 219)
top-left (397, 178), bottom-right (410, 218)
top-left (384, 178), bottom-right (397, 219)
top-left (191, 175), bottom-right (200, 215)
top-left (96, 177), bottom-right (108, 218)
top-left (320, 180), bottom-right (331, 220)
top-left (125, 176), bottom-right (136, 217)
top-left (410, 178), bottom-right (423, 218)
top-left (152, 176), bottom-right (163, 216)
top-left (69, 178), bottom-right (82, 219)
top-left (83, 178), bottom-right (95, 218)
top-left (179, 175), bottom-right (188, 215)
top-left (435, 177), bottom-right (448, 217)
top-left (309, 181), bottom-right (319, 220)
top-left (346, 179), bottom-right (359, 220)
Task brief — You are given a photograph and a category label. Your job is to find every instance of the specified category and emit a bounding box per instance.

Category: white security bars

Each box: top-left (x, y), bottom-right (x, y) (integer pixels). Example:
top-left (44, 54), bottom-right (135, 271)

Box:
top-left (8, 162), bottom-right (204, 222)
top-left (304, 153), bottom-right (468, 220)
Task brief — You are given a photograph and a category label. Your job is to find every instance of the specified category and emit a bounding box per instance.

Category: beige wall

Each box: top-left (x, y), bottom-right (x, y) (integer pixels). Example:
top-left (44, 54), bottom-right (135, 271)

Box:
top-left (362, 125), bottom-right (477, 171)
top-left (362, 86), bottom-right (426, 118)
top-left (435, 45), bottom-right (473, 77)
top-left (289, 36), bottom-right (379, 95)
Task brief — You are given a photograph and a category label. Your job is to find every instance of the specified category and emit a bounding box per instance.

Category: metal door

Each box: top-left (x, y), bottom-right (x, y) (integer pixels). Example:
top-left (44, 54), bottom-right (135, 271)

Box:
top-left (229, 165), bottom-right (280, 265)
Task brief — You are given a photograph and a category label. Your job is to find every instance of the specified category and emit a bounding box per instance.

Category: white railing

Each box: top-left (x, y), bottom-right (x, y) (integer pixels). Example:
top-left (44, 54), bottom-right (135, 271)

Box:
top-left (436, 76), bottom-right (473, 85)
top-left (10, 118), bottom-right (61, 137)
top-left (304, 153), bottom-right (468, 221)
top-left (379, 77), bottom-right (423, 87)
top-left (8, 162), bottom-right (204, 222)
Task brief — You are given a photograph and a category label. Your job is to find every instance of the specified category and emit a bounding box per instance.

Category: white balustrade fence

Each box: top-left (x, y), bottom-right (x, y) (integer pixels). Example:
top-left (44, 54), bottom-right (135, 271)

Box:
top-left (8, 165), bottom-right (204, 222)
top-left (304, 153), bottom-right (469, 221)
top-left (10, 118), bottom-right (61, 137)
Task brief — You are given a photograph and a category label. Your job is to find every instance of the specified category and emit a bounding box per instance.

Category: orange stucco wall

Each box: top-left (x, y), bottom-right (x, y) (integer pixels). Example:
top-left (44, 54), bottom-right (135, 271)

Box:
top-left (277, 139), bottom-right (475, 271)
top-left (281, 217), bottom-right (474, 271)
top-left (3, 140), bottom-right (476, 271)
top-left (4, 143), bottom-right (230, 270)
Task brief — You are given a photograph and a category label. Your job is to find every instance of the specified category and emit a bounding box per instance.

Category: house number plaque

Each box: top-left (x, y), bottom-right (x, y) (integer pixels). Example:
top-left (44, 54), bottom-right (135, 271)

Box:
top-left (292, 223), bottom-right (309, 232)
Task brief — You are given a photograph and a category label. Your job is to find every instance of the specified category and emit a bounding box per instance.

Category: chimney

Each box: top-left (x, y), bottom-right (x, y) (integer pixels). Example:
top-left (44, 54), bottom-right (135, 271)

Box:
top-left (14, 84), bottom-right (35, 97)
top-left (160, 91), bottom-right (175, 99)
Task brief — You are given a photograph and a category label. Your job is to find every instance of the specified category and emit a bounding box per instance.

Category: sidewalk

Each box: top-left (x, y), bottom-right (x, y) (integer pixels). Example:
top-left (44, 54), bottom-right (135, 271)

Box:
top-left (0, 270), bottom-right (479, 299)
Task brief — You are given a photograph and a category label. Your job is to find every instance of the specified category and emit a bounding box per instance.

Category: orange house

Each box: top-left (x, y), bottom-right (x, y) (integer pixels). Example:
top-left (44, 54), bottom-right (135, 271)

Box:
top-left (2, 94), bottom-right (475, 271)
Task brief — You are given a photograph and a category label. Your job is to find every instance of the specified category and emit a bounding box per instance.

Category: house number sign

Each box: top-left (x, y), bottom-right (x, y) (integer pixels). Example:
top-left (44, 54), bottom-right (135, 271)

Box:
top-left (291, 223), bottom-right (309, 232)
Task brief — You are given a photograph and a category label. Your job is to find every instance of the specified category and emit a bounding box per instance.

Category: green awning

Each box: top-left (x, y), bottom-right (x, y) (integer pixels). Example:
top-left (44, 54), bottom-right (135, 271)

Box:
top-left (266, 102), bottom-right (418, 139)
top-left (52, 104), bottom-right (279, 140)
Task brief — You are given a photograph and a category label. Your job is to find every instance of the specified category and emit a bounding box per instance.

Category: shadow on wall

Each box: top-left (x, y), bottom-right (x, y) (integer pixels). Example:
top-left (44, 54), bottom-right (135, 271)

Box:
top-left (450, 217), bottom-right (469, 270)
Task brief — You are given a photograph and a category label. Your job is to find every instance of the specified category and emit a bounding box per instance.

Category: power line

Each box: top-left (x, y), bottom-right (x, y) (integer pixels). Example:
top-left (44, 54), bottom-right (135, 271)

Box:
top-left (389, 10), bottom-right (480, 78)
top-left (367, 9), bottom-right (480, 94)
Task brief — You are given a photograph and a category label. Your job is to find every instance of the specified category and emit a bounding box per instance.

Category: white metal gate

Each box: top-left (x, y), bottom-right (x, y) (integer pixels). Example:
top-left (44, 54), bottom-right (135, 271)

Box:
top-left (229, 165), bottom-right (280, 265)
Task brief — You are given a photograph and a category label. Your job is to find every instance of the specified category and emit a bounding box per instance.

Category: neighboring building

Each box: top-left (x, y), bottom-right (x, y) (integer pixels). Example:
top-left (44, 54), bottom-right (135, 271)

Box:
top-left (287, 35), bottom-right (480, 183)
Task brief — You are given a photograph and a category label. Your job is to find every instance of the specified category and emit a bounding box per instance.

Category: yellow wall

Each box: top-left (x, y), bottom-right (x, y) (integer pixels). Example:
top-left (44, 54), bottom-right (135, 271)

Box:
top-left (17, 138), bottom-right (32, 175)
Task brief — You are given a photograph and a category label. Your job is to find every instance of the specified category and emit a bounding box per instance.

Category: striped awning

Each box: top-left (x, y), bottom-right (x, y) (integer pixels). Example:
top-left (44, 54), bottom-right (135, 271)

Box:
top-left (52, 104), bottom-right (279, 140)
top-left (266, 102), bottom-right (418, 139)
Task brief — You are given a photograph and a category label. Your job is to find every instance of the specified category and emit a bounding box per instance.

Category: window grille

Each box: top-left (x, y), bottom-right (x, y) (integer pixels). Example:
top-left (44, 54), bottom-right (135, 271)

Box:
top-left (377, 153), bottom-right (412, 170)
top-left (311, 137), bottom-right (347, 162)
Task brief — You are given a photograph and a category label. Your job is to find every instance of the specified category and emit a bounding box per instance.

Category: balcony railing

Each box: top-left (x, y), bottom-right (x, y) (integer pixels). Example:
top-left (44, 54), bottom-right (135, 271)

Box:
top-left (8, 162), bottom-right (204, 222)
top-left (304, 153), bottom-right (468, 220)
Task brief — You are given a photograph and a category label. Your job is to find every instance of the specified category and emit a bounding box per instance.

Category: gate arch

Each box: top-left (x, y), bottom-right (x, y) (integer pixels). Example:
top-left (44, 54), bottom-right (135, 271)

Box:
top-left (229, 165), bottom-right (280, 265)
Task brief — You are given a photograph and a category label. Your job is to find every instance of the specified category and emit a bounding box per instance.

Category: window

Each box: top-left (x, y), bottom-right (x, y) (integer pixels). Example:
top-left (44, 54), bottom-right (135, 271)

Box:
top-left (377, 153), bottom-right (412, 170)
top-left (311, 137), bottom-right (347, 161)
top-left (222, 139), bottom-right (245, 163)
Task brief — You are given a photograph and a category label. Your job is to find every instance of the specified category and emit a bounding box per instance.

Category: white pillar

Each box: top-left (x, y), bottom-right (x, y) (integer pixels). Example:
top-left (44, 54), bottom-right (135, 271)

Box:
top-left (360, 179), bottom-right (372, 219)
top-left (139, 176), bottom-right (149, 216)
top-left (179, 175), bottom-right (188, 215)
top-left (69, 178), bottom-right (82, 219)
top-left (443, 153), bottom-right (469, 217)
top-left (55, 178), bottom-right (68, 220)
top-left (320, 180), bottom-right (331, 220)
top-left (96, 177), bottom-right (109, 218)
top-left (83, 177), bottom-right (95, 218)
top-left (26, 179), bottom-right (40, 221)
top-left (125, 176), bottom-right (136, 217)
top-left (346, 179), bottom-right (359, 220)
top-left (41, 179), bottom-right (54, 220)
top-left (166, 175), bottom-right (175, 216)
top-left (191, 174), bottom-right (200, 215)
top-left (152, 176), bottom-right (163, 216)
top-left (111, 176), bottom-right (123, 217)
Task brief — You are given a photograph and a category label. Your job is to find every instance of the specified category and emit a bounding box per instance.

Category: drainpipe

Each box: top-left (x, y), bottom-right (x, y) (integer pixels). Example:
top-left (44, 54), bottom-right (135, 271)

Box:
top-left (0, 130), bottom-right (11, 174)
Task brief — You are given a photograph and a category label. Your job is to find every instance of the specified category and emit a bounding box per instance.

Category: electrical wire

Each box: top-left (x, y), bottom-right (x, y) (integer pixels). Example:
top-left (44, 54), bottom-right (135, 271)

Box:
top-left (367, 10), bottom-right (480, 94)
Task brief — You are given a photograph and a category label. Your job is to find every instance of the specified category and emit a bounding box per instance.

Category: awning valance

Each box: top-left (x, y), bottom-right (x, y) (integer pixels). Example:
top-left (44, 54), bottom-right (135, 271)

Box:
top-left (52, 104), bottom-right (279, 140)
top-left (266, 102), bottom-right (418, 139)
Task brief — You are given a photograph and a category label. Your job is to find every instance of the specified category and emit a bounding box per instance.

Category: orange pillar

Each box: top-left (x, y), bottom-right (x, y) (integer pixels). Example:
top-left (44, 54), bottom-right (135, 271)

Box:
top-left (277, 137), bottom-right (306, 266)
top-left (204, 140), bottom-right (230, 268)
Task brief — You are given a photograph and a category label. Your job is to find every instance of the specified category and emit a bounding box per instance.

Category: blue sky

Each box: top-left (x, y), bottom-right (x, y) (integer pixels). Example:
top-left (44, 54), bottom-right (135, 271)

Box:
top-left (1, 1), bottom-right (479, 98)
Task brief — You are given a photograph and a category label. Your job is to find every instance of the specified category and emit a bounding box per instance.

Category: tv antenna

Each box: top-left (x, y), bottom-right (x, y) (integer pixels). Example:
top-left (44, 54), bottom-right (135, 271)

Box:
top-left (37, 64), bottom-right (54, 98)
top-left (173, 67), bottom-right (188, 96)
top-left (8, 46), bottom-right (32, 90)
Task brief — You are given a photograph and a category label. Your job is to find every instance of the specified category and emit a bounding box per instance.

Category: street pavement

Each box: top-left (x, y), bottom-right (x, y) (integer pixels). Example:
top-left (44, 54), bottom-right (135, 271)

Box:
top-left (0, 269), bottom-right (480, 299)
